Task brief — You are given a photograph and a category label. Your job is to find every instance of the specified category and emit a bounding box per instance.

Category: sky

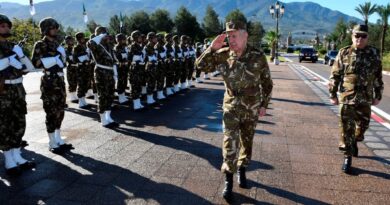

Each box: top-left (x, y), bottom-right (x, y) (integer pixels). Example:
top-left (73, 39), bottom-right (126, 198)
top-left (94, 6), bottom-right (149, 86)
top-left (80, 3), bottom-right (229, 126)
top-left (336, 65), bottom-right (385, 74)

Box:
top-left (1, 0), bottom-right (388, 22)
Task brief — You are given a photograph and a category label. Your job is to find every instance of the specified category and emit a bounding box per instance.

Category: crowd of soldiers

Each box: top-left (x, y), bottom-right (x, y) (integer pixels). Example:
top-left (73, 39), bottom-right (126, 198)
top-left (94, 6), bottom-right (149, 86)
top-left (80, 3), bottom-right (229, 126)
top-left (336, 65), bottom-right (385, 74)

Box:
top-left (0, 14), bottom-right (215, 176)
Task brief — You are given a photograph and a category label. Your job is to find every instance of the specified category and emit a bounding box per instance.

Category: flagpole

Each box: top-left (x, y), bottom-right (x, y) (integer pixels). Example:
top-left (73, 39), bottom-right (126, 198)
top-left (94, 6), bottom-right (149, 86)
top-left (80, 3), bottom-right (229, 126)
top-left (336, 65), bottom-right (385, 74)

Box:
top-left (30, 0), bottom-right (36, 43)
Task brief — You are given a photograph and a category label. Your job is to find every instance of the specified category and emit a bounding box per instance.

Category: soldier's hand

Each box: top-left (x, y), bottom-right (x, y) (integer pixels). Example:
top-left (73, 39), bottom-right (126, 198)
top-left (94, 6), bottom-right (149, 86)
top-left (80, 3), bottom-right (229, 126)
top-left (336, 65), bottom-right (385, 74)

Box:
top-left (210, 34), bottom-right (227, 51)
top-left (372, 99), bottom-right (380, 105)
top-left (258, 107), bottom-right (266, 117)
top-left (330, 97), bottom-right (339, 105)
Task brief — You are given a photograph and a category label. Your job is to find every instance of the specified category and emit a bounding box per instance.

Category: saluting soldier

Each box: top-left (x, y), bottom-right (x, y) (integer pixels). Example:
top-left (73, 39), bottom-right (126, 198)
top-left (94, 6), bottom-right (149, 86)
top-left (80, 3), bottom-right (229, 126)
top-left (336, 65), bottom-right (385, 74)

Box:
top-left (32, 17), bottom-right (73, 154)
top-left (114, 33), bottom-right (130, 104)
top-left (155, 33), bottom-right (167, 100)
top-left (0, 14), bottom-right (36, 176)
top-left (64, 35), bottom-right (78, 103)
top-left (163, 33), bottom-right (175, 96)
top-left (329, 25), bottom-right (384, 174)
top-left (87, 27), bottom-right (119, 128)
top-left (195, 20), bottom-right (273, 201)
top-left (73, 32), bottom-right (91, 108)
top-left (128, 30), bottom-right (145, 110)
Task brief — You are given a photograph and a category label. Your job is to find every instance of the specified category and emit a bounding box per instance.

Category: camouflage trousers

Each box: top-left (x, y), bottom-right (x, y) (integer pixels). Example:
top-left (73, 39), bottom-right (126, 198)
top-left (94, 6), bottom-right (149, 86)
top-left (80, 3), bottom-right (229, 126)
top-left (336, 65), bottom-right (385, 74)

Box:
top-left (116, 64), bottom-right (129, 94)
top-left (66, 64), bottom-right (78, 92)
top-left (88, 63), bottom-right (97, 93)
top-left (187, 59), bottom-right (195, 81)
top-left (41, 74), bottom-right (66, 133)
top-left (339, 103), bottom-right (371, 156)
top-left (173, 60), bottom-right (183, 85)
top-left (146, 62), bottom-right (158, 94)
top-left (221, 107), bottom-right (258, 174)
top-left (95, 68), bottom-right (115, 113)
top-left (156, 61), bottom-right (166, 91)
top-left (0, 84), bottom-right (27, 151)
top-left (129, 64), bottom-right (145, 99)
top-left (77, 63), bottom-right (91, 98)
top-left (165, 60), bottom-right (175, 88)
top-left (180, 59), bottom-right (189, 83)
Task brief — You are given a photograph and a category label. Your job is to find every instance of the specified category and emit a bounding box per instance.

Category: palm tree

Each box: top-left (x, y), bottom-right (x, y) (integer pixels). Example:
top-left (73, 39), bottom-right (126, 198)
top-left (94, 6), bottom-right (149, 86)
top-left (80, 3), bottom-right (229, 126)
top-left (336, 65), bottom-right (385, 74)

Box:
top-left (355, 2), bottom-right (377, 25)
top-left (376, 4), bottom-right (390, 58)
top-left (264, 30), bottom-right (279, 61)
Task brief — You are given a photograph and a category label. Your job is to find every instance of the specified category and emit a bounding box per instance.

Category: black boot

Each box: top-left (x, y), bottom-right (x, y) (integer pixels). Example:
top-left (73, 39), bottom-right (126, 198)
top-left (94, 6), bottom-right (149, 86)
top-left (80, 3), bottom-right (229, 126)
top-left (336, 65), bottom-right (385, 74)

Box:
top-left (237, 167), bottom-right (247, 188)
top-left (342, 156), bottom-right (352, 174)
top-left (222, 173), bottom-right (233, 202)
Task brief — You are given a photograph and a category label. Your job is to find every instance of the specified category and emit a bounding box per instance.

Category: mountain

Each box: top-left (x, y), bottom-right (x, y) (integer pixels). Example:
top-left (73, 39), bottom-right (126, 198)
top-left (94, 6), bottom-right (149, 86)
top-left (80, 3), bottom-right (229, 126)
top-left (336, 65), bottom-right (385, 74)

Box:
top-left (0, 0), bottom-right (361, 35)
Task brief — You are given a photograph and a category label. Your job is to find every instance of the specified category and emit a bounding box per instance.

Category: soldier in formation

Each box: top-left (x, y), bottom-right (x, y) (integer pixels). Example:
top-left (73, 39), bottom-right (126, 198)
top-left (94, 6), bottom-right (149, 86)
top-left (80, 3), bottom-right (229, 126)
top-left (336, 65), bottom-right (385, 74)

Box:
top-left (329, 24), bottom-right (384, 174)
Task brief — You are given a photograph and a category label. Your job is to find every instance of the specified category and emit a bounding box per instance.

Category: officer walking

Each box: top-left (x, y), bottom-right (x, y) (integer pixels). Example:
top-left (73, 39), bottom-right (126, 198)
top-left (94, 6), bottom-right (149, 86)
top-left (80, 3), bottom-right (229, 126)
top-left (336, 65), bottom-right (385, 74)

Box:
top-left (0, 14), bottom-right (36, 176)
top-left (195, 20), bottom-right (273, 201)
top-left (87, 27), bottom-right (119, 128)
top-left (329, 24), bottom-right (384, 174)
top-left (32, 17), bottom-right (73, 154)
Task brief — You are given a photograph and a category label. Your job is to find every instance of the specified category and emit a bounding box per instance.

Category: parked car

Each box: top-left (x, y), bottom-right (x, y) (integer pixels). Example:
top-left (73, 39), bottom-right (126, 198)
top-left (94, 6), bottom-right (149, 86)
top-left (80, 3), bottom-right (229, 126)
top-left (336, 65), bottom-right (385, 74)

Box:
top-left (324, 50), bottom-right (338, 66)
top-left (299, 47), bottom-right (318, 63)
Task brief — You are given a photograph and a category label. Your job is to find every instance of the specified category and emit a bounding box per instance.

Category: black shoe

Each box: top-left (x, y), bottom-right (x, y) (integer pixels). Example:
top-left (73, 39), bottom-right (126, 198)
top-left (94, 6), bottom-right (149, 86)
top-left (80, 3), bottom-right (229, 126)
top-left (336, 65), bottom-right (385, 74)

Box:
top-left (342, 156), bottom-right (352, 174)
top-left (59, 143), bottom-right (74, 150)
top-left (50, 147), bottom-right (64, 155)
top-left (237, 167), bottom-right (247, 188)
top-left (222, 173), bottom-right (233, 202)
top-left (6, 166), bottom-right (22, 176)
top-left (19, 161), bottom-right (36, 170)
top-left (104, 122), bottom-right (119, 128)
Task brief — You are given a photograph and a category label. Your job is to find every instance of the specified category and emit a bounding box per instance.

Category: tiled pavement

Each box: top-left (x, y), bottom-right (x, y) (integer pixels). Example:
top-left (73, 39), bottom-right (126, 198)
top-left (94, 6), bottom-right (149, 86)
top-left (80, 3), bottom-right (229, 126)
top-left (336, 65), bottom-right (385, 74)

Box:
top-left (0, 63), bottom-right (389, 204)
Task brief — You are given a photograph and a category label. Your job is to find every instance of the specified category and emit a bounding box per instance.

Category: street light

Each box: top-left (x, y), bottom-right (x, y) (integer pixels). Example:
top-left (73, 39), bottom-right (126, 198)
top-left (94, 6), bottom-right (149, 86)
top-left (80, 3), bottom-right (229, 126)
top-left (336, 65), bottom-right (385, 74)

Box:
top-left (269, 1), bottom-right (285, 65)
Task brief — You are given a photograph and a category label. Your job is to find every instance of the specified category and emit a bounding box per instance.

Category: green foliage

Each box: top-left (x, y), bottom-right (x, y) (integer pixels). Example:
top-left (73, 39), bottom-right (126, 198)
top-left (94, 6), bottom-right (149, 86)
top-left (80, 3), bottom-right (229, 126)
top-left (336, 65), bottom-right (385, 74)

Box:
top-left (383, 52), bottom-right (390, 71)
top-left (86, 20), bottom-right (100, 34)
top-left (225, 9), bottom-right (247, 24)
top-left (9, 18), bottom-right (42, 57)
top-left (247, 21), bottom-right (265, 48)
top-left (108, 14), bottom-right (122, 34)
top-left (202, 5), bottom-right (222, 36)
top-left (128, 11), bottom-right (151, 34)
top-left (174, 6), bottom-right (204, 41)
top-left (355, 2), bottom-right (377, 25)
top-left (318, 48), bottom-right (327, 55)
top-left (150, 9), bottom-right (174, 33)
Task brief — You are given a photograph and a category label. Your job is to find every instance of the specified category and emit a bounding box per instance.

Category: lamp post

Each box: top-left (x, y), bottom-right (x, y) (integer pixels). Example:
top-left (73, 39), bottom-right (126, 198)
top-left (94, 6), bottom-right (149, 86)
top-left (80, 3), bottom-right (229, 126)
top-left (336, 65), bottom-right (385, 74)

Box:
top-left (269, 1), bottom-right (285, 65)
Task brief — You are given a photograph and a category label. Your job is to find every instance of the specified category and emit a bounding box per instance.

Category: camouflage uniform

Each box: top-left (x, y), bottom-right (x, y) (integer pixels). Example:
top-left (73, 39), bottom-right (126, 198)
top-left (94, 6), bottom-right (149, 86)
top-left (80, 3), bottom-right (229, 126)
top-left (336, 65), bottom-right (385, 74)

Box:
top-left (114, 33), bottom-right (130, 103)
top-left (187, 40), bottom-right (196, 86)
top-left (0, 14), bottom-right (36, 175)
top-left (128, 30), bottom-right (146, 110)
top-left (179, 36), bottom-right (189, 89)
top-left (73, 32), bottom-right (91, 100)
top-left (329, 44), bottom-right (383, 157)
top-left (195, 42), bottom-right (203, 81)
top-left (64, 36), bottom-right (78, 95)
top-left (196, 46), bottom-right (273, 174)
top-left (164, 33), bottom-right (175, 94)
top-left (155, 33), bottom-right (167, 96)
top-left (143, 32), bottom-right (158, 104)
top-left (173, 35), bottom-right (184, 91)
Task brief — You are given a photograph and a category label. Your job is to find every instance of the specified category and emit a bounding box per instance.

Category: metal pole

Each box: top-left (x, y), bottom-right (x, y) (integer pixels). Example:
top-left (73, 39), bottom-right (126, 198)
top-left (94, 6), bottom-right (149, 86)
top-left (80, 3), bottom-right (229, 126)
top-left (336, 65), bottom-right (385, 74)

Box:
top-left (275, 10), bottom-right (279, 61)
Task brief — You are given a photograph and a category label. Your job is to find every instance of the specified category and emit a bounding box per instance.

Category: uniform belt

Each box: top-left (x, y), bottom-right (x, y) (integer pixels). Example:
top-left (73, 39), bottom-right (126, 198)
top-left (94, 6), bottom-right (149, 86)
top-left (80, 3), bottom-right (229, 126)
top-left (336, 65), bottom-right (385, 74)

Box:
top-left (69, 63), bottom-right (78, 66)
top-left (4, 77), bottom-right (23, 84)
top-left (96, 64), bottom-right (113, 70)
top-left (147, 61), bottom-right (158, 65)
top-left (78, 62), bottom-right (90, 65)
top-left (45, 71), bottom-right (64, 77)
top-left (119, 62), bottom-right (129, 66)
top-left (131, 62), bottom-right (145, 65)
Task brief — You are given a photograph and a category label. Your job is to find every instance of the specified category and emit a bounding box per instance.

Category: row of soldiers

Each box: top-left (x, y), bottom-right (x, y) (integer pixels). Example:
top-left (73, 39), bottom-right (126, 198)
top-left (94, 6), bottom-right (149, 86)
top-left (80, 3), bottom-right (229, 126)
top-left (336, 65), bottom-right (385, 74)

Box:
top-left (0, 14), bottom-right (210, 176)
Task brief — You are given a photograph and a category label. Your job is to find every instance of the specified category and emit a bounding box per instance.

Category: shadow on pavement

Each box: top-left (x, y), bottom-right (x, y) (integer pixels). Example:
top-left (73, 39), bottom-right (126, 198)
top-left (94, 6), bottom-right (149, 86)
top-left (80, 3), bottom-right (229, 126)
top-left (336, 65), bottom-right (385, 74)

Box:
top-left (272, 97), bottom-right (329, 107)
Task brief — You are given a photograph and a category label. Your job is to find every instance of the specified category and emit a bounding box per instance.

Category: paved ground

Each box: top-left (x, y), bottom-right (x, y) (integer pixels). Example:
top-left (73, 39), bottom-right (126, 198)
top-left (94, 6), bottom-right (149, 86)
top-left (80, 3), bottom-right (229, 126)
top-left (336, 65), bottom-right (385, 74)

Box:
top-left (1, 63), bottom-right (389, 205)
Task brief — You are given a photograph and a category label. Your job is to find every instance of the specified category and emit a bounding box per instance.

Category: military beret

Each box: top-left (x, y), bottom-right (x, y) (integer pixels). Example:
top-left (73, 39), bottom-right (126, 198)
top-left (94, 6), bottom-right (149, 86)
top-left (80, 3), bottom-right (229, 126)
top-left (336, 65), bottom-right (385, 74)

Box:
top-left (225, 20), bottom-right (247, 32)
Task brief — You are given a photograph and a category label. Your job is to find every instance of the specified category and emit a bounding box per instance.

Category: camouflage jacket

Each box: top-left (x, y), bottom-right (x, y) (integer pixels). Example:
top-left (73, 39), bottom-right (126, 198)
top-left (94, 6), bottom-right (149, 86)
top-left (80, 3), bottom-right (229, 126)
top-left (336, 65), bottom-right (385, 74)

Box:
top-left (173, 44), bottom-right (183, 60)
top-left (65, 46), bottom-right (76, 65)
top-left (87, 40), bottom-right (116, 67)
top-left (114, 44), bottom-right (129, 63)
top-left (128, 43), bottom-right (145, 64)
top-left (195, 46), bottom-right (273, 110)
top-left (0, 41), bottom-right (27, 80)
top-left (73, 43), bottom-right (89, 64)
top-left (144, 43), bottom-right (158, 63)
top-left (32, 36), bottom-right (64, 73)
top-left (155, 43), bottom-right (166, 62)
top-left (329, 45), bottom-right (384, 105)
top-left (164, 43), bottom-right (175, 61)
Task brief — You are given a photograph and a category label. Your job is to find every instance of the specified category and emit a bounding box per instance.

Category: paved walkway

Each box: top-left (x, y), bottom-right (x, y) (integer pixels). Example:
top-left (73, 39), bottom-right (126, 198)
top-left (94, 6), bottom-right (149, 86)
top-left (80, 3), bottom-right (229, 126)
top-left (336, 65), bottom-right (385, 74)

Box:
top-left (0, 63), bottom-right (389, 204)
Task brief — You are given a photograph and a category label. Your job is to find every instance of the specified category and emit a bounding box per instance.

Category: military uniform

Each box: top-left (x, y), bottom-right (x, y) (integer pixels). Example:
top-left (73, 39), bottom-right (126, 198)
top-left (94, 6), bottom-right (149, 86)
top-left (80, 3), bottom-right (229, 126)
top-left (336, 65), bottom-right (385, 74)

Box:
top-left (195, 42), bottom-right (204, 82)
top-left (164, 33), bottom-right (175, 95)
top-left (64, 36), bottom-right (78, 102)
top-left (0, 14), bottom-right (36, 175)
top-left (155, 33), bottom-right (167, 99)
top-left (32, 17), bottom-right (73, 153)
top-left (128, 31), bottom-right (146, 110)
top-left (187, 40), bottom-right (196, 87)
top-left (173, 35), bottom-right (183, 92)
top-left (87, 27), bottom-right (119, 127)
top-left (73, 32), bottom-right (91, 108)
top-left (329, 25), bottom-right (383, 158)
top-left (114, 33), bottom-right (130, 104)
top-left (179, 36), bottom-right (189, 89)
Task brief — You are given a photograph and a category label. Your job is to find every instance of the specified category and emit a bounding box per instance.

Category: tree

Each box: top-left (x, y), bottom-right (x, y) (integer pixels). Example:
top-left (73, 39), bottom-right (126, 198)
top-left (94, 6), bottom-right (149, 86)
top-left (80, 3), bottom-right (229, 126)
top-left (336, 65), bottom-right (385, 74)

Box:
top-left (9, 18), bottom-right (40, 57)
top-left (150, 9), bottom-right (174, 33)
top-left (264, 30), bottom-right (279, 61)
top-left (355, 2), bottom-right (377, 26)
top-left (109, 14), bottom-right (121, 34)
top-left (65, 26), bottom-right (76, 36)
top-left (128, 11), bottom-right (151, 34)
top-left (174, 6), bottom-right (203, 40)
top-left (247, 21), bottom-right (265, 48)
top-left (86, 20), bottom-right (100, 34)
top-left (202, 5), bottom-right (222, 37)
top-left (376, 4), bottom-right (390, 57)
top-left (225, 9), bottom-right (247, 24)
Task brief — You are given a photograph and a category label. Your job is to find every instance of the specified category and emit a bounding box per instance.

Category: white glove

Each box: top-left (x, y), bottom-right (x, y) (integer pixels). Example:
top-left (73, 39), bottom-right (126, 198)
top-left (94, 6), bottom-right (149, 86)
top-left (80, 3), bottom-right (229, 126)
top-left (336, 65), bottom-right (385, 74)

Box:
top-left (9, 55), bottom-right (23, 69)
top-left (55, 55), bottom-right (64, 68)
top-left (113, 64), bottom-right (118, 81)
top-left (41, 57), bottom-right (57, 69)
top-left (57, 46), bottom-right (66, 62)
top-left (0, 57), bottom-right (10, 71)
top-left (12, 45), bottom-right (25, 58)
top-left (91, 34), bottom-right (106, 45)
top-left (20, 57), bottom-right (36, 72)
